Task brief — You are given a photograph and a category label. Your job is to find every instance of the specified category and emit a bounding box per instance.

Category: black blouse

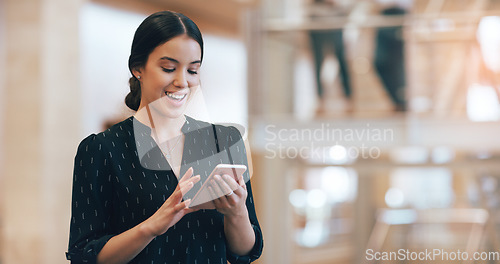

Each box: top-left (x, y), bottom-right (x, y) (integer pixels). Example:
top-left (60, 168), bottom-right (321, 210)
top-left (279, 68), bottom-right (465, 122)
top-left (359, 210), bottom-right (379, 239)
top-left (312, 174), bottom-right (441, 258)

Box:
top-left (66, 116), bottom-right (263, 264)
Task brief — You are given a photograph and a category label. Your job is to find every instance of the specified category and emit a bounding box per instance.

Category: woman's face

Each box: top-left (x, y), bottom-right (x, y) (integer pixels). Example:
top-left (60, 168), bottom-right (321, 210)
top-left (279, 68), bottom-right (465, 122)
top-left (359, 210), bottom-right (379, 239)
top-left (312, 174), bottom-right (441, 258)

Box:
top-left (134, 34), bottom-right (202, 119)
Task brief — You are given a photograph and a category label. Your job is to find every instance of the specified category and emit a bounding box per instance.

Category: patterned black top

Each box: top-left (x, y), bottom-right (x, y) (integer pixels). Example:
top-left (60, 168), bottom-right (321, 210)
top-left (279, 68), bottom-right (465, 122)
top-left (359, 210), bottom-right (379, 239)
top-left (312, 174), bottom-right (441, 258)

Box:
top-left (66, 116), bottom-right (263, 264)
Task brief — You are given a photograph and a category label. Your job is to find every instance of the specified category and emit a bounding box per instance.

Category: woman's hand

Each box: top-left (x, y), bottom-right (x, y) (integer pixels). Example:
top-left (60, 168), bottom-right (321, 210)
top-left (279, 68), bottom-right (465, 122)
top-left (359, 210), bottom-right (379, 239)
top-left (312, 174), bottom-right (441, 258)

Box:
top-left (208, 174), bottom-right (248, 217)
top-left (209, 174), bottom-right (256, 256)
top-left (142, 167), bottom-right (200, 237)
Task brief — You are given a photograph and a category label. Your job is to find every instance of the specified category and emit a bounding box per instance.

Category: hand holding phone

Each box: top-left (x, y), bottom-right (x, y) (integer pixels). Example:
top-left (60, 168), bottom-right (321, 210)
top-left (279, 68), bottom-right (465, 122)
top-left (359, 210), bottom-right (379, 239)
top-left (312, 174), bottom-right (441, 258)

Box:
top-left (188, 164), bottom-right (247, 209)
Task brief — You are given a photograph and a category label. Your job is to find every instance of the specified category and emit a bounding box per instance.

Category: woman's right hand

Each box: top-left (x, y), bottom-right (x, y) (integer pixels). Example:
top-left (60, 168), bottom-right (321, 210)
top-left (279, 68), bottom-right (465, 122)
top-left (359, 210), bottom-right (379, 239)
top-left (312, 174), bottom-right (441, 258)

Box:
top-left (142, 167), bottom-right (200, 237)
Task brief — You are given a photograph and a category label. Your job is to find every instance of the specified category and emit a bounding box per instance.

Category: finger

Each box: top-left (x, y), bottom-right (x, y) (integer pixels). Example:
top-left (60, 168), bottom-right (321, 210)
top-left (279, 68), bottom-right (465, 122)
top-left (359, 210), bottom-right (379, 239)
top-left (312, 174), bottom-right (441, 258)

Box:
top-left (191, 175), bottom-right (201, 184)
top-left (238, 175), bottom-right (247, 191)
top-left (221, 185), bottom-right (239, 206)
top-left (171, 184), bottom-right (186, 201)
top-left (208, 186), bottom-right (221, 206)
top-left (238, 174), bottom-right (247, 187)
top-left (231, 174), bottom-right (246, 194)
top-left (179, 175), bottom-right (200, 189)
top-left (174, 199), bottom-right (191, 212)
top-left (225, 179), bottom-right (244, 198)
top-left (210, 180), bottom-right (226, 200)
top-left (222, 174), bottom-right (239, 192)
top-left (184, 203), bottom-right (201, 213)
top-left (177, 175), bottom-right (199, 199)
top-left (178, 179), bottom-right (197, 198)
top-left (179, 167), bottom-right (194, 183)
top-left (241, 181), bottom-right (247, 191)
top-left (214, 174), bottom-right (233, 196)
top-left (164, 181), bottom-right (195, 210)
top-left (220, 175), bottom-right (242, 202)
top-left (207, 186), bottom-right (215, 200)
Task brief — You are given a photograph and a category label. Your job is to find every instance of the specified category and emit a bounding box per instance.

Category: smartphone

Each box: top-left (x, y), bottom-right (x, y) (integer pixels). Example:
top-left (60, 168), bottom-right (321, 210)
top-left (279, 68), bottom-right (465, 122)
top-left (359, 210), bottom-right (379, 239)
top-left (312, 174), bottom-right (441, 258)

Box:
top-left (188, 164), bottom-right (247, 209)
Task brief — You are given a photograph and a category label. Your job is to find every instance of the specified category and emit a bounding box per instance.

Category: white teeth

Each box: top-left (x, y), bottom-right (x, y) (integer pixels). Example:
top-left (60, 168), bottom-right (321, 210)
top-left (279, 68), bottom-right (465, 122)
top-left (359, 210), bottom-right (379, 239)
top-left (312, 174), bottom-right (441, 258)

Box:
top-left (165, 92), bottom-right (186, 100)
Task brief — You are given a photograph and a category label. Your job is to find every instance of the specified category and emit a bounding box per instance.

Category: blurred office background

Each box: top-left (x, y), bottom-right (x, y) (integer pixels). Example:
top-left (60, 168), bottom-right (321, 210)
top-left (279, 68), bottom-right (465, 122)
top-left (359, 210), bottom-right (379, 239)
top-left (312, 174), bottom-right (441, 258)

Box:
top-left (2, 0), bottom-right (500, 263)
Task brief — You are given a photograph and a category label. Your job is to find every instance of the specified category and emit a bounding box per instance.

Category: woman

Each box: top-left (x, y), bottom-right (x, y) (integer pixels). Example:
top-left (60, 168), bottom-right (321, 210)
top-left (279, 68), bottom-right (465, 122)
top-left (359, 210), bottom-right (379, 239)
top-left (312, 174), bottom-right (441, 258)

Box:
top-left (66, 11), bottom-right (263, 264)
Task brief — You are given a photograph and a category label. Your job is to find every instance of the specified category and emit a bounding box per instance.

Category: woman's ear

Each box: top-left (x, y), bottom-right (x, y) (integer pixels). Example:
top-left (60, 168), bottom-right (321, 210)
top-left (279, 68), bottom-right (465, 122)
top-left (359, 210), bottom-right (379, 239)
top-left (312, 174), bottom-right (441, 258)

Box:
top-left (132, 68), bottom-right (142, 80)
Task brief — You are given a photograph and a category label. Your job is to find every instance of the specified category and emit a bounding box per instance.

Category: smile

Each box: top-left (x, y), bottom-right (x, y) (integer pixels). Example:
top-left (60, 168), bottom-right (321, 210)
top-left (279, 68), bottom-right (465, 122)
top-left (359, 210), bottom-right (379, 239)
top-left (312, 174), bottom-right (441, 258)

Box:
top-left (165, 91), bottom-right (187, 101)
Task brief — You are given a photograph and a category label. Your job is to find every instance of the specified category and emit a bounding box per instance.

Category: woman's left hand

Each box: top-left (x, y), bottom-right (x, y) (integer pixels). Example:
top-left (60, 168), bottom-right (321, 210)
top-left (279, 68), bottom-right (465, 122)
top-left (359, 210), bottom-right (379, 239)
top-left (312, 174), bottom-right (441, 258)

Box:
top-left (208, 174), bottom-right (248, 216)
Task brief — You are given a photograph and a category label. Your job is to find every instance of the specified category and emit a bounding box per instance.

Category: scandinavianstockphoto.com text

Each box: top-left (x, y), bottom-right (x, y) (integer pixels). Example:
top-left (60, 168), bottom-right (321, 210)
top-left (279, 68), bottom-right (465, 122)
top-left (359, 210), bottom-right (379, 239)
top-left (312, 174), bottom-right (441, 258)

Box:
top-left (366, 248), bottom-right (500, 262)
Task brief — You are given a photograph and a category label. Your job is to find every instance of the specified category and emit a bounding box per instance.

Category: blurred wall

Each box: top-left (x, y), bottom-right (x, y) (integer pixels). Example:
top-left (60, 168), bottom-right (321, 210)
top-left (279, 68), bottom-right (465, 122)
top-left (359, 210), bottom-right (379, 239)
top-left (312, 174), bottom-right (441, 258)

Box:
top-left (2, 0), bottom-right (84, 263)
top-left (79, 3), bottom-right (144, 134)
top-left (0, 0), bottom-right (5, 259)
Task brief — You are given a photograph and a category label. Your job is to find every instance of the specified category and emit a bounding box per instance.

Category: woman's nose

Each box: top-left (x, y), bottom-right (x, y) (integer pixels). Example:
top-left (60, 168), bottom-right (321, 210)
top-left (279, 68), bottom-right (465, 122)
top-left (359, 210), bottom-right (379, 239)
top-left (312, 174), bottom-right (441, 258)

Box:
top-left (173, 71), bottom-right (188, 88)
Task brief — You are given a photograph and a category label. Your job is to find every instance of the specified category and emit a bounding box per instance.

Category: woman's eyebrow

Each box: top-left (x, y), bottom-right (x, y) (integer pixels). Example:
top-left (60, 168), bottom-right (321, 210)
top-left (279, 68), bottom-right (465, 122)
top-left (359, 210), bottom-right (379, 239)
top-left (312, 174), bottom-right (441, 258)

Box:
top-left (160, 57), bottom-right (201, 65)
top-left (160, 57), bottom-right (179, 63)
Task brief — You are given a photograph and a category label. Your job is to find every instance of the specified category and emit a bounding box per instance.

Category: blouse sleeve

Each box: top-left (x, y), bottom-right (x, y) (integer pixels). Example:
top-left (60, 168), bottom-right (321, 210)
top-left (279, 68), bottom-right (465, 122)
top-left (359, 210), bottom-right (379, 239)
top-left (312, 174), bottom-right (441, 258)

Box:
top-left (66, 134), bottom-right (115, 264)
top-left (225, 126), bottom-right (264, 264)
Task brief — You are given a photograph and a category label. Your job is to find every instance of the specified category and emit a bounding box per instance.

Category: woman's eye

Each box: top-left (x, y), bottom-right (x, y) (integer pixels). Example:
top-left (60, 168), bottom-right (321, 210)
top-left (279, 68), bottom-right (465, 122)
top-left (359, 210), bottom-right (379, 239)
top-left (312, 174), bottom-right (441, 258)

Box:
top-left (188, 70), bottom-right (198, 75)
top-left (162, 68), bottom-right (175, 73)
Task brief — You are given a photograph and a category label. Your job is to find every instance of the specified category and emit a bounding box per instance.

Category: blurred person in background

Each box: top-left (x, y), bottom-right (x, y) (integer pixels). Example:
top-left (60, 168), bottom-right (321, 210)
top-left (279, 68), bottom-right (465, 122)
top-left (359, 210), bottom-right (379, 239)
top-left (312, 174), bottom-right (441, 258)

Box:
top-left (308, 0), bottom-right (353, 114)
top-left (373, 5), bottom-right (407, 111)
top-left (66, 11), bottom-right (263, 264)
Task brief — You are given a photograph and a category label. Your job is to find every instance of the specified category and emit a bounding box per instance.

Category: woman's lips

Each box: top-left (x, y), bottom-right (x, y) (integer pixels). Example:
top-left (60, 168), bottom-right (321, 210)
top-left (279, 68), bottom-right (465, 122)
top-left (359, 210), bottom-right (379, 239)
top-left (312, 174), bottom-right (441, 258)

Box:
top-left (164, 91), bottom-right (187, 106)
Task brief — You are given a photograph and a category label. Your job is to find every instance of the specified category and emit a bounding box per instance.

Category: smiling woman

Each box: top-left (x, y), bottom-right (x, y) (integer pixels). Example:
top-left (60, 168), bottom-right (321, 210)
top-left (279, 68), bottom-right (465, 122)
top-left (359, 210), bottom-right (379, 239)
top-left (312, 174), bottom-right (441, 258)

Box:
top-left (132, 35), bottom-right (202, 120)
top-left (125, 11), bottom-right (203, 114)
top-left (66, 11), bottom-right (263, 264)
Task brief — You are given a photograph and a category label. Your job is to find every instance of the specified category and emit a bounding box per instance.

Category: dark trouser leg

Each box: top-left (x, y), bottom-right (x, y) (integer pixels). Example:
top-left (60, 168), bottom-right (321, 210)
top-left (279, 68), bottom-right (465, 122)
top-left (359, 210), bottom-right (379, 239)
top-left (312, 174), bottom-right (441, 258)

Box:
top-left (310, 31), bottom-right (328, 98)
top-left (332, 30), bottom-right (352, 99)
top-left (374, 26), bottom-right (407, 110)
top-left (310, 30), bottom-right (352, 100)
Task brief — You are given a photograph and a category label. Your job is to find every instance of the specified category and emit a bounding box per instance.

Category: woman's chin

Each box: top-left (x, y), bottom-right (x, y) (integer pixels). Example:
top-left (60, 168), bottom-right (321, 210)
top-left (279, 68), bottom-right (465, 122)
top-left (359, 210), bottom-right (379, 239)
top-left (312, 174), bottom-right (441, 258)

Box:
top-left (152, 106), bottom-right (185, 119)
top-left (144, 96), bottom-right (183, 117)
top-left (161, 100), bottom-right (187, 118)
